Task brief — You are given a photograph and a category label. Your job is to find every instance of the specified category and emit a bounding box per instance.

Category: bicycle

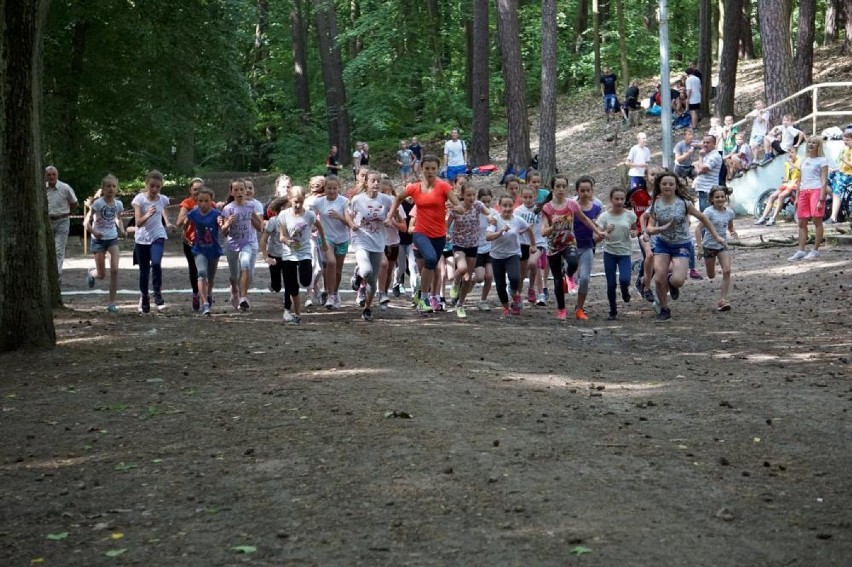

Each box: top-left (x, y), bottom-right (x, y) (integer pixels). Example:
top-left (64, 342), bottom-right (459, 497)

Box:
top-left (753, 188), bottom-right (797, 222)
top-left (824, 176), bottom-right (852, 223)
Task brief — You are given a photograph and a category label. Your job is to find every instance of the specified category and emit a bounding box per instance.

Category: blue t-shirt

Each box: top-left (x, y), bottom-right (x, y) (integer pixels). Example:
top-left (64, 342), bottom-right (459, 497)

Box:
top-left (187, 208), bottom-right (223, 257)
top-left (573, 200), bottom-right (602, 249)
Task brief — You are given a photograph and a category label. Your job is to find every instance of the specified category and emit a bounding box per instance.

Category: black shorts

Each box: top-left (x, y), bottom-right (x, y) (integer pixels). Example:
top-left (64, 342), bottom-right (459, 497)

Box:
top-left (520, 244), bottom-right (531, 261)
top-left (475, 252), bottom-right (491, 268)
top-left (384, 244), bottom-right (400, 263)
top-left (453, 245), bottom-right (478, 258)
top-left (441, 249), bottom-right (453, 259)
top-left (703, 247), bottom-right (726, 258)
top-left (771, 140), bottom-right (786, 156)
top-left (688, 102), bottom-right (701, 111)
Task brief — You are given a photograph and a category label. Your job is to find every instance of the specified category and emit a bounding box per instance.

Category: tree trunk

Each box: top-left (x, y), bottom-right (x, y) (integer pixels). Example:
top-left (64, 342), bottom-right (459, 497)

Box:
top-left (465, 15), bottom-right (473, 108)
top-left (643, 0), bottom-right (658, 33)
top-left (739, 0), bottom-right (756, 58)
top-left (717, 0), bottom-right (725, 68)
top-left (471, 0), bottom-right (490, 167)
top-left (0, 0), bottom-right (57, 351)
top-left (715, 0), bottom-right (742, 118)
top-left (315, 0), bottom-right (350, 164)
top-left (348, 0), bottom-right (361, 59)
top-left (574, 0), bottom-right (589, 53)
top-left (539, 0), bottom-right (557, 186)
top-left (599, 0), bottom-right (610, 22)
top-left (592, 0), bottom-right (601, 83)
top-left (794, 0), bottom-right (816, 118)
top-left (844, 0), bottom-right (852, 54)
top-left (698, 0), bottom-right (713, 114)
top-left (290, 0), bottom-right (310, 117)
top-left (616, 0), bottom-right (628, 84)
top-left (254, 0), bottom-right (268, 69)
top-left (426, 0), bottom-right (444, 76)
top-left (824, 0), bottom-right (838, 44)
top-left (757, 0), bottom-right (797, 121)
top-left (495, 0), bottom-right (530, 169)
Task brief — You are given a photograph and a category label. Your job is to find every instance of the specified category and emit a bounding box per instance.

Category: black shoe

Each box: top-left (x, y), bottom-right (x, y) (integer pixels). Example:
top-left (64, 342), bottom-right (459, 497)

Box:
top-left (607, 313), bottom-right (618, 321)
top-left (362, 308), bottom-right (373, 321)
top-left (351, 272), bottom-right (363, 291)
top-left (139, 295), bottom-right (150, 314)
top-left (654, 308), bottom-right (672, 323)
top-left (392, 283), bottom-right (401, 298)
top-left (239, 299), bottom-right (249, 312)
top-left (668, 277), bottom-right (680, 300)
top-left (153, 293), bottom-right (165, 307)
top-left (621, 289), bottom-right (631, 303)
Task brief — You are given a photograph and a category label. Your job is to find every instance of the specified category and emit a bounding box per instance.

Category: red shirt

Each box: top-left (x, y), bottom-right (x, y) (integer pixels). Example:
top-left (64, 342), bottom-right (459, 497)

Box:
top-left (180, 197), bottom-right (197, 244)
top-left (403, 180), bottom-right (453, 238)
top-left (628, 188), bottom-right (651, 225)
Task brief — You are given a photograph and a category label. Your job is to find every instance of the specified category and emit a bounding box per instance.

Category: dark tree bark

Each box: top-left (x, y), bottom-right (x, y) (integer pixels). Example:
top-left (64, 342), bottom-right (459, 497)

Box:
top-left (739, 0), bottom-right (756, 59)
top-left (315, 0), bottom-right (350, 164)
top-left (599, 0), bottom-right (610, 22)
top-left (465, 15), bottom-right (473, 108)
top-left (844, 0), bottom-right (852, 54)
top-left (539, 0), bottom-right (557, 185)
top-left (470, 0), bottom-right (490, 167)
top-left (348, 0), bottom-right (361, 59)
top-left (824, 0), bottom-right (838, 44)
top-left (757, 0), bottom-right (797, 121)
top-left (717, 0), bottom-right (725, 65)
top-left (794, 0), bottom-right (816, 117)
top-left (254, 0), bottom-right (268, 68)
top-left (290, 0), bottom-right (310, 117)
top-left (0, 0), bottom-right (57, 351)
top-left (495, 0), bottom-right (530, 169)
top-left (698, 0), bottom-right (713, 114)
top-left (592, 0), bottom-right (601, 83)
top-left (643, 0), bottom-right (658, 33)
top-left (715, 0), bottom-right (743, 118)
top-left (616, 0), bottom-right (629, 84)
top-left (574, 0), bottom-right (589, 53)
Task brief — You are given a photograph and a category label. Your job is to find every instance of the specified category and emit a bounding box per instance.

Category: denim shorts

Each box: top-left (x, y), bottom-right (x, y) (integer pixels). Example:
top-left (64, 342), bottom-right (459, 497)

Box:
top-left (91, 238), bottom-right (119, 253)
top-left (651, 238), bottom-right (691, 258)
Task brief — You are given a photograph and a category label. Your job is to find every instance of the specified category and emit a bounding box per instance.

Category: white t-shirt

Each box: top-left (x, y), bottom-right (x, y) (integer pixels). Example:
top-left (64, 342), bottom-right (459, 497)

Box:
top-left (748, 110), bottom-right (770, 137)
top-left (694, 151), bottom-right (723, 194)
top-left (311, 195), bottom-right (350, 244)
top-left (91, 197), bottom-right (124, 241)
top-left (264, 216), bottom-right (284, 258)
top-left (627, 145), bottom-right (651, 177)
top-left (350, 192), bottom-right (393, 253)
top-left (488, 216), bottom-right (530, 259)
top-left (443, 139), bottom-right (466, 167)
top-left (278, 209), bottom-right (316, 261)
top-left (780, 125), bottom-right (803, 151)
top-left (513, 204), bottom-right (545, 247)
top-left (132, 193), bottom-right (170, 245)
top-left (685, 74), bottom-right (701, 104)
top-left (799, 156), bottom-right (828, 189)
top-left (385, 204), bottom-right (406, 247)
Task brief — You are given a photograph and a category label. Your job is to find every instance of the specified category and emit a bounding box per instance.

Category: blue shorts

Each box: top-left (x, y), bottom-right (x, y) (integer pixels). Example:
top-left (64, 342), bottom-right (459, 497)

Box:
top-left (320, 238), bottom-right (349, 256)
top-left (603, 94), bottom-right (617, 113)
top-left (652, 238), bottom-right (691, 258)
top-left (446, 164), bottom-right (467, 181)
top-left (91, 238), bottom-right (119, 253)
top-left (399, 166), bottom-right (412, 175)
top-left (829, 170), bottom-right (852, 195)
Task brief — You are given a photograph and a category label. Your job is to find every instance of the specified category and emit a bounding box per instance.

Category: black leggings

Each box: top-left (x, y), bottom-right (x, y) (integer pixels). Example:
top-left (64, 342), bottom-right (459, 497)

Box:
top-left (183, 242), bottom-right (199, 295)
top-left (283, 259), bottom-right (312, 309)
top-left (547, 247), bottom-right (580, 310)
top-left (491, 255), bottom-right (521, 306)
top-left (268, 256), bottom-right (284, 293)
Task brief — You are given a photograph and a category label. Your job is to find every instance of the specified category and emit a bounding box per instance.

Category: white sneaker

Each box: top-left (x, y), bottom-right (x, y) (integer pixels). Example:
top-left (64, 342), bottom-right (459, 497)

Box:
top-left (765, 217), bottom-right (776, 226)
top-left (333, 294), bottom-right (342, 309)
top-left (379, 293), bottom-right (390, 305)
top-left (788, 250), bottom-right (808, 261)
top-left (282, 309), bottom-right (295, 322)
top-left (804, 250), bottom-right (821, 260)
top-left (305, 297), bottom-right (314, 307)
top-left (477, 301), bottom-right (491, 311)
top-left (325, 294), bottom-right (335, 309)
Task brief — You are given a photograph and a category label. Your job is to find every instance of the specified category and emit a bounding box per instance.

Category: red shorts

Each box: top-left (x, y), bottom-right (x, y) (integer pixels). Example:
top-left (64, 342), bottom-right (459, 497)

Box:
top-left (796, 188), bottom-right (825, 220)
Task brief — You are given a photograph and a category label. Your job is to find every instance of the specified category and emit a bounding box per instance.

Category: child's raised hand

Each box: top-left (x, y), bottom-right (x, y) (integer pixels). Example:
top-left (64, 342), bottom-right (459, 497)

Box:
top-left (730, 230), bottom-right (739, 240)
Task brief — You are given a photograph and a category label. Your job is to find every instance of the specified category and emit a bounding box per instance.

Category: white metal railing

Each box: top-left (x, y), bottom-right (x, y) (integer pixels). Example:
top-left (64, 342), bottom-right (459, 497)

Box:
top-left (732, 81), bottom-right (852, 135)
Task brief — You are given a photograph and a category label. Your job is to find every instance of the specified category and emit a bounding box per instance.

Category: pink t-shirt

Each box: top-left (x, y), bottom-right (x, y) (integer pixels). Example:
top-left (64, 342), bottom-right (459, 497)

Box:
top-left (542, 199), bottom-right (581, 254)
top-left (449, 201), bottom-right (486, 248)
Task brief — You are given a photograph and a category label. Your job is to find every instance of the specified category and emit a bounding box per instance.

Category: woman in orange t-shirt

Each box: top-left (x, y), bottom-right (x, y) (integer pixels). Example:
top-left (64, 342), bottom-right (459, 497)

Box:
top-left (386, 154), bottom-right (464, 313)
top-left (176, 177), bottom-right (204, 311)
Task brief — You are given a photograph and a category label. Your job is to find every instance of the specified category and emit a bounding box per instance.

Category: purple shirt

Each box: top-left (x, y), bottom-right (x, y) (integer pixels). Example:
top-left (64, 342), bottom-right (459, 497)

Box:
top-left (222, 201), bottom-right (258, 252)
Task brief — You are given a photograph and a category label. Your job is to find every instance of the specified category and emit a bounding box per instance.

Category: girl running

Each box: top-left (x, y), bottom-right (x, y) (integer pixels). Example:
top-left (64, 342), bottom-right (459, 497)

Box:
top-left (487, 194), bottom-right (536, 317)
top-left (310, 175), bottom-right (354, 310)
top-left (386, 154), bottom-right (464, 314)
top-left (378, 178), bottom-right (407, 308)
top-left (631, 165), bottom-right (657, 302)
top-left (221, 179), bottom-right (263, 311)
top-left (448, 181), bottom-right (492, 318)
top-left (176, 177), bottom-right (204, 311)
top-left (596, 187), bottom-right (638, 320)
top-left (475, 188), bottom-right (495, 311)
top-left (541, 174), bottom-right (606, 320)
top-left (183, 187), bottom-right (224, 316)
top-left (514, 186), bottom-right (545, 306)
top-left (572, 175), bottom-right (604, 320)
top-left (789, 136), bottom-right (830, 260)
top-left (529, 171), bottom-right (551, 303)
top-left (695, 186), bottom-right (737, 311)
top-left (645, 172), bottom-right (724, 322)
top-left (132, 170), bottom-right (174, 313)
top-left (350, 171), bottom-right (394, 321)
top-left (259, 196), bottom-right (289, 298)
top-left (278, 187), bottom-right (326, 324)
top-left (84, 174), bottom-right (126, 312)
top-left (305, 176), bottom-right (327, 306)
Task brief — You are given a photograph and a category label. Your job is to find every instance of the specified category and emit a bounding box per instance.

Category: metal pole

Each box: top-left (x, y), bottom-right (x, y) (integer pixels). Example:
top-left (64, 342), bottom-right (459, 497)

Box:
top-left (812, 86), bottom-right (818, 136)
top-left (659, 0), bottom-right (673, 170)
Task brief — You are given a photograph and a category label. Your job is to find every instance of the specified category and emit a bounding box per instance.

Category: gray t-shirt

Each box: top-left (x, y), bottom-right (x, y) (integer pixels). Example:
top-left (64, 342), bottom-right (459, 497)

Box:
top-left (701, 206), bottom-right (735, 249)
top-left (651, 198), bottom-right (691, 244)
top-left (694, 151), bottom-right (723, 194)
top-left (91, 197), bottom-right (124, 241)
top-left (674, 141), bottom-right (696, 167)
top-left (264, 216), bottom-right (284, 258)
top-left (278, 209), bottom-right (316, 261)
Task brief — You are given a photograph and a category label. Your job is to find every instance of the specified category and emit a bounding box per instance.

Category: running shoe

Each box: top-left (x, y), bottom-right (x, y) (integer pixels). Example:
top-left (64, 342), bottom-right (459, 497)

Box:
top-left (362, 308), bottom-right (373, 321)
top-left (86, 269), bottom-right (95, 289)
top-left (788, 250), bottom-right (808, 261)
top-left (305, 296), bottom-right (315, 307)
top-left (320, 290), bottom-right (329, 305)
top-left (556, 308), bottom-right (567, 320)
top-left (652, 298), bottom-right (662, 315)
top-left (208, 295), bottom-right (215, 308)
top-left (357, 287), bottom-right (367, 307)
top-left (654, 308), bottom-right (672, 322)
top-left (543, 288), bottom-right (550, 302)
top-left (500, 307), bottom-right (511, 318)
top-left (290, 315), bottom-right (301, 325)
top-left (392, 283), bottom-right (401, 297)
top-left (417, 298), bottom-right (433, 313)
top-left (449, 284), bottom-right (460, 301)
top-left (477, 301), bottom-right (491, 311)
top-left (456, 306), bottom-right (467, 319)
top-left (201, 303), bottom-right (211, 316)
top-left (350, 272), bottom-right (363, 291)
top-left (765, 217), bottom-right (776, 226)
top-left (429, 296), bottom-right (441, 312)
top-left (192, 294), bottom-right (200, 312)
top-left (511, 300), bottom-right (521, 316)
top-left (282, 309), bottom-right (295, 322)
top-left (139, 295), bottom-right (150, 314)
top-left (621, 287), bottom-right (631, 303)
top-left (438, 297), bottom-right (447, 311)
top-left (643, 288), bottom-right (655, 303)
top-left (567, 275), bottom-right (578, 294)
top-left (153, 293), bottom-right (166, 310)
top-left (717, 300), bottom-right (732, 312)
top-left (333, 294), bottom-right (342, 309)
top-left (607, 312), bottom-right (618, 321)
top-left (575, 308), bottom-right (589, 321)
top-left (239, 298), bottom-right (250, 312)
top-left (689, 269), bottom-right (703, 280)
top-left (527, 288), bottom-right (536, 303)
top-left (325, 294), bottom-right (335, 309)
top-left (106, 304), bottom-right (119, 313)
top-left (754, 216), bottom-right (767, 225)
top-left (536, 293), bottom-right (546, 306)
top-left (804, 250), bottom-right (821, 260)
top-left (512, 293), bottom-right (522, 311)
top-left (230, 293), bottom-right (240, 309)
top-left (668, 278), bottom-right (680, 301)
top-left (379, 293), bottom-right (391, 305)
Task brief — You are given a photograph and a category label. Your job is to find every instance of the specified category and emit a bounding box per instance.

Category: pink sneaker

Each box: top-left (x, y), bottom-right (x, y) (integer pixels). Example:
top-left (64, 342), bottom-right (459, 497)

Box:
top-left (556, 308), bottom-right (567, 320)
top-left (500, 307), bottom-right (511, 318)
top-left (527, 288), bottom-right (536, 303)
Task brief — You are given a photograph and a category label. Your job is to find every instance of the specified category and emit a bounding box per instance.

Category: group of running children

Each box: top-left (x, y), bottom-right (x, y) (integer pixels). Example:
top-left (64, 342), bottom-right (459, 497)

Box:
top-left (83, 150), bottom-right (748, 324)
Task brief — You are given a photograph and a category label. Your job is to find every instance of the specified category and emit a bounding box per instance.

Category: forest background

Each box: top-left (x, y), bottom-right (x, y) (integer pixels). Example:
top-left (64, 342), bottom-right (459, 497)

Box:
top-left (43, 0), bottom-right (852, 193)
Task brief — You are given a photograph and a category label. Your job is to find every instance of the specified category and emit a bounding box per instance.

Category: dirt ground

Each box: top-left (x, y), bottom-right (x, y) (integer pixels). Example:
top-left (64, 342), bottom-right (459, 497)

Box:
top-left (1, 217), bottom-right (851, 566)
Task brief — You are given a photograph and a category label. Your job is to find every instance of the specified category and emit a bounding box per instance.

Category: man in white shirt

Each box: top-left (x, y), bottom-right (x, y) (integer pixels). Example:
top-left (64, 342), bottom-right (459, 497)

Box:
top-left (685, 68), bottom-right (702, 128)
top-left (45, 165), bottom-right (79, 282)
top-left (443, 128), bottom-right (468, 181)
top-left (693, 135), bottom-right (723, 212)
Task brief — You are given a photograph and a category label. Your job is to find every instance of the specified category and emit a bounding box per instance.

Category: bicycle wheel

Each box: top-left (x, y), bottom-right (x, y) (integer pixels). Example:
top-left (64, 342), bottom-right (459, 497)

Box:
top-left (753, 189), bottom-right (774, 218)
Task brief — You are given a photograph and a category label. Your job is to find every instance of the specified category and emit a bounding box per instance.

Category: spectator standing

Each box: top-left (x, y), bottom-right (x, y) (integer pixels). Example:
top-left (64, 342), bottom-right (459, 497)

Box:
top-left (673, 128), bottom-right (699, 180)
top-left (326, 145), bottom-right (342, 176)
top-left (693, 134), bottom-right (723, 212)
top-left (685, 68), bottom-right (702, 128)
top-left (409, 136), bottom-right (423, 176)
top-left (45, 165), bottom-right (78, 283)
top-left (600, 67), bottom-right (618, 122)
top-left (443, 128), bottom-right (468, 182)
top-left (626, 132), bottom-right (652, 189)
top-left (397, 140), bottom-right (415, 184)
